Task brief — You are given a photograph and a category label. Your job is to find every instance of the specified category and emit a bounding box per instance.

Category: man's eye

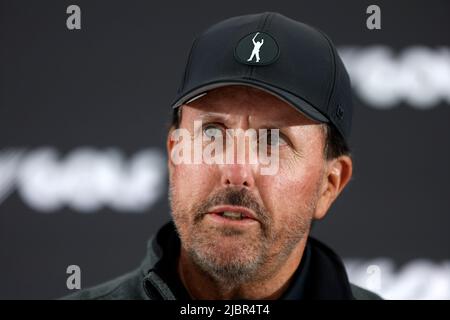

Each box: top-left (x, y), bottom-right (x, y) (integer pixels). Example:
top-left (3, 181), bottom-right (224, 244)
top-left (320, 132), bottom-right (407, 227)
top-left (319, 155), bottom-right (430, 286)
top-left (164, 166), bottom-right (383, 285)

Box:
top-left (203, 125), bottom-right (223, 139)
top-left (263, 131), bottom-right (288, 147)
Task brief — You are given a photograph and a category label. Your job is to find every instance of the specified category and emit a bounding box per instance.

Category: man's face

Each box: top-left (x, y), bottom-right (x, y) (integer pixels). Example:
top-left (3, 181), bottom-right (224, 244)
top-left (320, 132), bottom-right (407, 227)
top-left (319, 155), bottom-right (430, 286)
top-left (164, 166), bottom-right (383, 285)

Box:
top-left (168, 85), bottom-right (328, 283)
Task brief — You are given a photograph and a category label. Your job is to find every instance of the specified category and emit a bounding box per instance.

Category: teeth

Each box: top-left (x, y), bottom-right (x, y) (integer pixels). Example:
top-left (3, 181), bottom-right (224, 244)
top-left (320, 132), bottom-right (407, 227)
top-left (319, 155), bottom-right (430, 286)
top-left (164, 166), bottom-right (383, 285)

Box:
top-left (222, 211), bottom-right (243, 220)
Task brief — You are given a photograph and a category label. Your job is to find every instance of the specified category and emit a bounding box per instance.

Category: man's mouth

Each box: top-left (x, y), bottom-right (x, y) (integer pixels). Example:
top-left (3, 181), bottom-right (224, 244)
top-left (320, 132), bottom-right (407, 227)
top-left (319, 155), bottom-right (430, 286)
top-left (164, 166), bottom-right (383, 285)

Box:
top-left (205, 206), bottom-right (259, 224)
top-left (214, 211), bottom-right (247, 221)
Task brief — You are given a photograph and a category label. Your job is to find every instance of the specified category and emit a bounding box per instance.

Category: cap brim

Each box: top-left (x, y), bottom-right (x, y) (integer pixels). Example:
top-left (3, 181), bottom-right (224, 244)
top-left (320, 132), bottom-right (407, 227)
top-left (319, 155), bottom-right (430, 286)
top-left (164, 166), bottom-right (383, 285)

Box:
top-left (171, 80), bottom-right (329, 123)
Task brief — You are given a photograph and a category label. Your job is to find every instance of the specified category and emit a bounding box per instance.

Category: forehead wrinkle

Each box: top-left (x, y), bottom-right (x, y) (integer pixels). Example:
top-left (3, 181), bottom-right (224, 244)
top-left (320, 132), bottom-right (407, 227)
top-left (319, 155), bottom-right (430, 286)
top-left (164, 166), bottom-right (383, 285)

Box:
top-left (193, 86), bottom-right (265, 112)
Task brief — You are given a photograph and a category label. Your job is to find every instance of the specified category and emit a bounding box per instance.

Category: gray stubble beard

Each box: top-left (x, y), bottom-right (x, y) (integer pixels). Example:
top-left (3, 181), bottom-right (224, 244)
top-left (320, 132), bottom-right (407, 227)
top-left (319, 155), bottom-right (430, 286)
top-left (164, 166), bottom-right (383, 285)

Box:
top-left (169, 184), bottom-right (317, 287)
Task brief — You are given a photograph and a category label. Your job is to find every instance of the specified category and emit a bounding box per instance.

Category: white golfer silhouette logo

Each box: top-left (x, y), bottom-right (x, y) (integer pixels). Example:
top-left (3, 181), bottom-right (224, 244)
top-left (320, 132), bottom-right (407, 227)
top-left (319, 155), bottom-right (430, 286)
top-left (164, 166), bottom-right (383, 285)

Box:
top-left (247, 32), bottom-right (264, 62)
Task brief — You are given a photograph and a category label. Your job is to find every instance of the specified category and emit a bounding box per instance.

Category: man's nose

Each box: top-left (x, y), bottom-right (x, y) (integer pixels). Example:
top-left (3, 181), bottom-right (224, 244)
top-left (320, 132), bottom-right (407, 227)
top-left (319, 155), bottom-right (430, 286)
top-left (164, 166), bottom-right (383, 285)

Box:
top-left (220, 163), bottom-right (255, 188)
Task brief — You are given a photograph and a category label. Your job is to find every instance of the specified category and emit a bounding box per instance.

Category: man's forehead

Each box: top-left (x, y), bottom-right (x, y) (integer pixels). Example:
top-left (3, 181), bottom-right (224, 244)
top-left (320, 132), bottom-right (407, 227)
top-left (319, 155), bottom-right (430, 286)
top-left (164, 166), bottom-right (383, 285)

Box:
top-left (182, 85), bottom-right (315, 126)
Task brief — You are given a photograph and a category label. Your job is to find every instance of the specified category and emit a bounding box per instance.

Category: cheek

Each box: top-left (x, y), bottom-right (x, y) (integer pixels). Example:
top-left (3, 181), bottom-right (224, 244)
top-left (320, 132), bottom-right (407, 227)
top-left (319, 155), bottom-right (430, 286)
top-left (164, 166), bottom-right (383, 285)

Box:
top-left (170, 163), bottom-right (218, 206)
top-left (257, 162), bottom-right (323, 223)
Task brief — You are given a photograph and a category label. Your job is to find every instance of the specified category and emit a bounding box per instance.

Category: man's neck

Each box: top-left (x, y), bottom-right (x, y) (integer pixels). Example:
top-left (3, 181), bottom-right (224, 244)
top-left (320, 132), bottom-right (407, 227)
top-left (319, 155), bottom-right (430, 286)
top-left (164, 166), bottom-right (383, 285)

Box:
top-left (177, 238), bottom-right (307, 300)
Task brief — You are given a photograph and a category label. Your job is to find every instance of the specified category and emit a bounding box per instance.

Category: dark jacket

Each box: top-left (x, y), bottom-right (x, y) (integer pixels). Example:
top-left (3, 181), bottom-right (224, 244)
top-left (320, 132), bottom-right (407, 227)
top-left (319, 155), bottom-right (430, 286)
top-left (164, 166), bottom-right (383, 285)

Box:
top-left (63, 222), bottom-right (382, 300)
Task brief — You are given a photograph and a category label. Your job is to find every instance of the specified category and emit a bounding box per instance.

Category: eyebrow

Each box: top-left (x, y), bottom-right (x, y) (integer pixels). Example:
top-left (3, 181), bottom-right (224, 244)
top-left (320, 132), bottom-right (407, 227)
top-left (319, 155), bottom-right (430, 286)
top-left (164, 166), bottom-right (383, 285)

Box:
top-left (196, 112), bottom-right (228, 121)
top-left (257, 121), bottom-right (291, 130)
top-left (196, 112), bottom-right (291, 129)
top-left (196, 112), bottom-right (236, 127)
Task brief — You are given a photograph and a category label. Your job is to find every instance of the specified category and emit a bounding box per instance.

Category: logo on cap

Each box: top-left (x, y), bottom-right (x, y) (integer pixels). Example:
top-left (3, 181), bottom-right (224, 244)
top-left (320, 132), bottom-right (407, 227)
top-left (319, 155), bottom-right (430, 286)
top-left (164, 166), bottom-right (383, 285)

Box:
top-left (234, 31), bottom-right (279, 66)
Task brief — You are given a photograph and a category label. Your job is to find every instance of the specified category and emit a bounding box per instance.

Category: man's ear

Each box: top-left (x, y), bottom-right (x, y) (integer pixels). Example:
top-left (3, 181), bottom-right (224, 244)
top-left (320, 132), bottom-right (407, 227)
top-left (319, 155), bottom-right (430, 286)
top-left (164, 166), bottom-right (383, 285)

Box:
top-left (166, 126), bottom-right (176, 175)
top-left (314, 155), bottom-right (353, 220)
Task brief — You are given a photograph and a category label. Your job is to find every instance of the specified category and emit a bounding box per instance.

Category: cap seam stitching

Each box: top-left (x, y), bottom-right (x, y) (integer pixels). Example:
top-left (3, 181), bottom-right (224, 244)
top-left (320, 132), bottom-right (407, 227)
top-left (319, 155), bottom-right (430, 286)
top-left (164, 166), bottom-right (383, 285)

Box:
top-left (317, 29), bottom-right (337, 115)
top-left (180, 36), bottom-right (200, 94)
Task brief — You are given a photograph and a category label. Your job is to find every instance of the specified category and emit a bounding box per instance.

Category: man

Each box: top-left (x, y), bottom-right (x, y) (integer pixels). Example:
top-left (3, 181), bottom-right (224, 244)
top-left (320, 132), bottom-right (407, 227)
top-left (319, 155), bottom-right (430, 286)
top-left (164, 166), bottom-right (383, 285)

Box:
top-left (65, 12), bottom-right (381, 300)
top-left (247, 32), bottom-right (264, 62)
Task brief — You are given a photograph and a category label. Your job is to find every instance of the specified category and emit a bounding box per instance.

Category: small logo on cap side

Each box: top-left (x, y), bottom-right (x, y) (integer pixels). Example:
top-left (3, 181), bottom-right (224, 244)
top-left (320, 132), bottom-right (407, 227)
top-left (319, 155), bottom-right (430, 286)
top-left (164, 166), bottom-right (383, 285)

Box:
top-left (234, 31), bottom-right (279, 66)
top-left (336, 105), bottom-right (344, 120)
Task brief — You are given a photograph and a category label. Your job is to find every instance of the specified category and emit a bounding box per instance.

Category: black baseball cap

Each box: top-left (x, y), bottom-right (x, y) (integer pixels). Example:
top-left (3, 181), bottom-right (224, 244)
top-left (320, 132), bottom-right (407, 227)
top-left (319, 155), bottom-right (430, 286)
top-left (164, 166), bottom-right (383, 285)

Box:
top-left (171, 12), bottom-right (353, 142)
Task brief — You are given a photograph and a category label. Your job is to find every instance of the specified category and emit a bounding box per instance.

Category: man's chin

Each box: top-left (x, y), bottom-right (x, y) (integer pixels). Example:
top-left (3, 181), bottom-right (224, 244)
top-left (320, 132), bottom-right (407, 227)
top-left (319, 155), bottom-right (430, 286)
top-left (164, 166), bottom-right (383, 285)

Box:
top-left (190, 245), bottom-right (263, 283)
top-left (188, 232), bottom-right (265, 277)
